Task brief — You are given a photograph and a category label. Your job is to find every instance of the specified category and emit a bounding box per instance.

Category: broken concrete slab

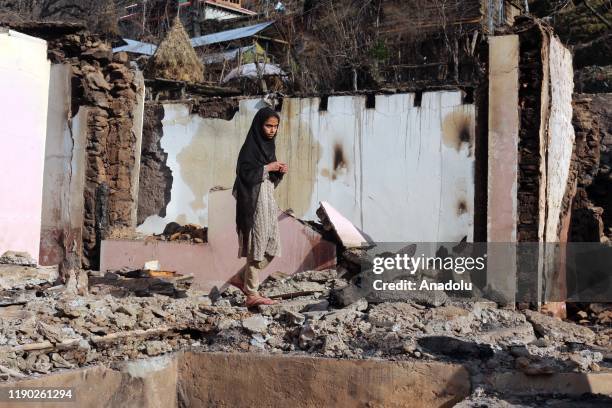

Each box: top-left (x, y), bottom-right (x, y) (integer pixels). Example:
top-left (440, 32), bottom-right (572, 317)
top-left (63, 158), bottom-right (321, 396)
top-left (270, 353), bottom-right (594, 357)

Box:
top-left (317, 201), bottom-right (371, 248)
top-left (178, 352), bottom-right (471, 408)
top-left (0, 355), bottom-right (178, 408)
top-left (0, 264), bottom-right (58, 290)
top-left (0, 351), bottom-right (471, 407)
top-left (524, 309), bottom-right (596, 344)
top-left (261, 281), bottom-right (327, 298)
top-left (368, 302), bottom-right (421, 328)
top-left (241, 315), bottom-right (269, 334)
top-left (0, 251), bottom-right (36, 266)
top-left (258, 297), bottom-right (323, 317)
top-left (489, 371), bottom-right (612, 397)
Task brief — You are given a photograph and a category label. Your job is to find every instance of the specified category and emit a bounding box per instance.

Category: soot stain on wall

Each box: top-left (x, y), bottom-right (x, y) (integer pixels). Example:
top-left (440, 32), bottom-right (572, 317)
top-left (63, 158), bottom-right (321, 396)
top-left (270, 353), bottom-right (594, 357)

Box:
top-left (442, 110), bottom-right (474, 155)
top-left (332, 143), bottom-right (348, 180)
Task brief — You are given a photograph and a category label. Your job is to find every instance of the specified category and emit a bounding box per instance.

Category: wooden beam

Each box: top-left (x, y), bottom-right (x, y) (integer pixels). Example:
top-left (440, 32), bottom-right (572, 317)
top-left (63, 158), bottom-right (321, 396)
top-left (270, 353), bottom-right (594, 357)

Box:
top-left (253, 35), bottom-right (289, 45)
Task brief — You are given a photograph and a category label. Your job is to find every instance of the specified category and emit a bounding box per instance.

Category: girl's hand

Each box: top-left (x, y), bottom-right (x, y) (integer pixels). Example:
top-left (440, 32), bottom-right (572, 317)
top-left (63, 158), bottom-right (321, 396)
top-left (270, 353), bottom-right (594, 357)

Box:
top-left (279, 163), bottom-right (288, 174)
top-left (266, 161), bottom-right (282, 172)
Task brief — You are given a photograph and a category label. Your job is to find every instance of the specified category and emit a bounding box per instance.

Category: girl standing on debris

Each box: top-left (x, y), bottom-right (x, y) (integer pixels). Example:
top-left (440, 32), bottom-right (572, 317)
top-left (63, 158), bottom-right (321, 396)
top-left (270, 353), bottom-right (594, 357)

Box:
top-left (230, 106), bottom-right (288, 307)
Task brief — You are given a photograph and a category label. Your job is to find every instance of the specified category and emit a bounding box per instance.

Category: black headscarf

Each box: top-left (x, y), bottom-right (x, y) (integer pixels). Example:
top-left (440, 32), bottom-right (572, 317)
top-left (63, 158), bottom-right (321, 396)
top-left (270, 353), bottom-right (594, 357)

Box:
top-left (232, 107), bottom-right (284, 240)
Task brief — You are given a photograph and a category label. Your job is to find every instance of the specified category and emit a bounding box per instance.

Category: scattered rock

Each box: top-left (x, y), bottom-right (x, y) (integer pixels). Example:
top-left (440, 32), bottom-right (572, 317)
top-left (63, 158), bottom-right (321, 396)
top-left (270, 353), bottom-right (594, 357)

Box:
top-left (0, 251), bottom-right (36, 266)
top-left (0, 264), bottom-right (59, 290)
top-left (261, 281), bottom-right (327, 298)
top-left (284, 310), bottom-right (305, 325)
top-left (299, 323), bottom-right (316, 349)
top-left (322, 334), bottom-right (348, 356)
top-left (258, 298), bottom-right (319, 317)
top-left (368, 302), bottom-right (420, 328)
top-left (524, 309), bottom-right (596, 344)
top-left (296, 270), bottom-right (338, 283)
top-left (568, 350), bottom-right (603, 371)
top-left (146, 340), bottom-right (169, 356)
top-left (242, 315), bottom-right (269, 334)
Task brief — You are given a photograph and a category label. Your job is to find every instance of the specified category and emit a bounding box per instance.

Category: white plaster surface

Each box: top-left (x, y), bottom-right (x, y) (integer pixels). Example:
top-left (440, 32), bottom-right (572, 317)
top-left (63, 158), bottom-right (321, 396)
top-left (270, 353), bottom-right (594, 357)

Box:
top-left (545, 36), bottom-right (575, 241)
top-left (130, 71), bottom-right (146, 228)
top-left (138, 92), bottom-right (475, 243)
top-left (40, 64), bottom-right (74, 265)
top-left (0, 30), bottom-right (50, 262)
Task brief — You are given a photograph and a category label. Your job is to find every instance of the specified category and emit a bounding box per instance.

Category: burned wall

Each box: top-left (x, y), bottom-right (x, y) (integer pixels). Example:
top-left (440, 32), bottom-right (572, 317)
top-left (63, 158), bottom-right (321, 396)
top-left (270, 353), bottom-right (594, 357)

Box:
top-left (137, 92), bottom-right (475, 243)
top-left (570, 93), bottom-right (612, 242)
top-left (569, 96), bottom-right (603, 242)
top-left (514, 18), bottom-right (576, 243)
top-left (586, 94), bottom-right (612, 239)
top-left (516, 21), bottom-right (546, 243)
top-left (137, 103), bottom-right (172, 225)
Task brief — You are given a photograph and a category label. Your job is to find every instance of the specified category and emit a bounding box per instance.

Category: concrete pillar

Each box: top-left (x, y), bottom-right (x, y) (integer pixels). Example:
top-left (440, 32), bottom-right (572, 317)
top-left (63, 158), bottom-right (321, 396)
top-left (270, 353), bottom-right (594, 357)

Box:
top-left (487, 35), bottom-right (520, 304)
top-left (40, 64), bottom-right (88, 268)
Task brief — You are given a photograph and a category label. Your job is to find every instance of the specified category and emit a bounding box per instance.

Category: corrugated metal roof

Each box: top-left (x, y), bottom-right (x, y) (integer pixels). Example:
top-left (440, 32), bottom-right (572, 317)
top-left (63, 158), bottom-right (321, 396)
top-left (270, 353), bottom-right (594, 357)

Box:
top-left (113, 39), bottom-right (157, 56)
top-left (190, 21), bottom-right (274, 48)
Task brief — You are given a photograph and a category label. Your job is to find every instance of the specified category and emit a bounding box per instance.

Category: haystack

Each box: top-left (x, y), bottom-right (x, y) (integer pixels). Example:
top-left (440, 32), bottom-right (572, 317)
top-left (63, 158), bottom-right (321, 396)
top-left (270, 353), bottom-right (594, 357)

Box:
top-left (145, 17), bottom-right (204, 83)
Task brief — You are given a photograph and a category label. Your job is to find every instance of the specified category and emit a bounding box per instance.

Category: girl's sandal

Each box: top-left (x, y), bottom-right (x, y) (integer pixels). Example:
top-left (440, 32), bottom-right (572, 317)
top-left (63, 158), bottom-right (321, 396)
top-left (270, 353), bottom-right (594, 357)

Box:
top-left (245, 294), bottom-right (279, 308)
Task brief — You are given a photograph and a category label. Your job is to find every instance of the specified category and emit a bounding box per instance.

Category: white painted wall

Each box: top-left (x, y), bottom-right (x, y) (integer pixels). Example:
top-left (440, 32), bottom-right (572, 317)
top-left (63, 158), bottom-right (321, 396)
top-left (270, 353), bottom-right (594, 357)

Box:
top-left (0, 30), bottom-right (50, 261)
top-left (40, 64), bottom-right (78, 266)
top-left (138, 92), bottom-right (475, 243)
top-left (545, 36), bottom-right (575, 241)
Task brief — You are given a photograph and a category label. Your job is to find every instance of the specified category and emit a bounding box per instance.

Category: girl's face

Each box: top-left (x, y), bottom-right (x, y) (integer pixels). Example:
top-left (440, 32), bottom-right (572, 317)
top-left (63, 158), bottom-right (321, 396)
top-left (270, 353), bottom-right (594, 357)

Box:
top-left (262, 116), bottom-right (279, 139)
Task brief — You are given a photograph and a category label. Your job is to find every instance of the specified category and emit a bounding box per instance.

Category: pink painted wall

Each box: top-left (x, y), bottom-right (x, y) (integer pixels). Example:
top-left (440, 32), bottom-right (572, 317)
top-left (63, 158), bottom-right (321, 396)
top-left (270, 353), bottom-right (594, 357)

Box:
top-left (100, 189), bottom-right (336, 292)
top-left (0, 30), bottom-right (50, 262)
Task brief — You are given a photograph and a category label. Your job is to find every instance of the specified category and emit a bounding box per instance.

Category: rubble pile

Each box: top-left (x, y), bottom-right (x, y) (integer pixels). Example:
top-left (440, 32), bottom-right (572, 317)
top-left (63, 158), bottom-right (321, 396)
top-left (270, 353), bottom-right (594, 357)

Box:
top-left (150, 222), bottom-right (208, 244)
top-left (0, 262), bottom-right (609, 385)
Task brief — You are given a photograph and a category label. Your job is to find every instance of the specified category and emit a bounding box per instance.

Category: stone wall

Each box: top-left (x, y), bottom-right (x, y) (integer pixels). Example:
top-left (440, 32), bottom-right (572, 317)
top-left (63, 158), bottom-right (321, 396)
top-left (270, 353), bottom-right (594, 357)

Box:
top-left (570, 93), bottom-right (612, 242)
